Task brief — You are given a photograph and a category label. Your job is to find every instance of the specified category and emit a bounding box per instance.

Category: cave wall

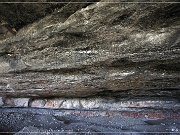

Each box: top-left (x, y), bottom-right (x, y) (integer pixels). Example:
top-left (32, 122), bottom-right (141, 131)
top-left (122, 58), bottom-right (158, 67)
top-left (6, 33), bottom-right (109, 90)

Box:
top-left (0, 0), bottom-right (179, 134)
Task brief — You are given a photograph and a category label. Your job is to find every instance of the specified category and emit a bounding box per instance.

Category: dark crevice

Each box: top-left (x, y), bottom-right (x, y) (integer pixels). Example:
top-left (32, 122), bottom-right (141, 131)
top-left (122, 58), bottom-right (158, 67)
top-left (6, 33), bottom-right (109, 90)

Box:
top-left (0, 0), bottom-right (99, 32)
top-left (138, 4), bottom-right (180, 29)
top-left (8, 67), bottom-right (86, 74)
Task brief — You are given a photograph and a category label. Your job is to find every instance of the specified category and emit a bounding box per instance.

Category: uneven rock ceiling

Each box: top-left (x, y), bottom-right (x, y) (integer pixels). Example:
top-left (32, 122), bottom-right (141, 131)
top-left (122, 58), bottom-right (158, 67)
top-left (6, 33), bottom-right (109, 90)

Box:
top-left (0, 0), bottom-right (179, 98)
top-left (0, 0), bottom-right (180, 134)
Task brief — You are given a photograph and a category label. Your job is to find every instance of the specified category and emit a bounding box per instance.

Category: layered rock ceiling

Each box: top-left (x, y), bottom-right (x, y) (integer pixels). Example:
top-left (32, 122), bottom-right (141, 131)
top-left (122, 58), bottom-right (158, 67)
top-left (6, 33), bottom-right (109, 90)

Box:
top-left (0, 0), bottom-right (179, 99)
top-left (0, 0), bottom-right (180, 134)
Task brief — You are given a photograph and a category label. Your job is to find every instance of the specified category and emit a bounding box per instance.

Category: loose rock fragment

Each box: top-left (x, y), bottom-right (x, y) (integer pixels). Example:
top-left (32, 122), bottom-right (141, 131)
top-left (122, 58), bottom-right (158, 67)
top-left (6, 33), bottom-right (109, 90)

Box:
top-left (44, 99), bottom-right (64, 108)
top-left (13, 98), bottom-right (30, 107)
top-left (0, 97), bottom-right (3, 106)
top-left (30, 99), bottom-right (46, 108)
top-left (4, 98), bottom-right (29, 107)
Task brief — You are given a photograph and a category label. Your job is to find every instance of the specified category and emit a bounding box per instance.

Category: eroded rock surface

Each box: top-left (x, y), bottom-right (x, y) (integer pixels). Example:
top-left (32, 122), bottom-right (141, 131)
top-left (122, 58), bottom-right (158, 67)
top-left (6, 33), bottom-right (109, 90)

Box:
top-left (0, 1), bottom-right (179, 134)
top-left (0, 107), bottom-right (179, 134)
top-left (1, 96), bottom-right (179, 111)
top-left (0, 0), bottom-right (179, 98)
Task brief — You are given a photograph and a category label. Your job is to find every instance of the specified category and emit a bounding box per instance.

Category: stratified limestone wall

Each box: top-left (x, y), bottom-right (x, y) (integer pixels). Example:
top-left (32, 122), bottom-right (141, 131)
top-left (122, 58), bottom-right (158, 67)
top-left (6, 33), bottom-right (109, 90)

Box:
top-left (0, 0), bottom-right (179, 98)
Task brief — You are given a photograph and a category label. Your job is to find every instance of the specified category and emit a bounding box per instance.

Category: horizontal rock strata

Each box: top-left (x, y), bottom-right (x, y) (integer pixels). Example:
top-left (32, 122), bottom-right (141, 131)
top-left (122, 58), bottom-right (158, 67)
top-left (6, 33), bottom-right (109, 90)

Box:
top-left (0, 97), bottom-right (179, 111)
top-left (0, 1), bottom-right (179, 134)
top-left (0, 107), bottom-right (179, 134)
top-left (0, 0), bottom-right (179, 98)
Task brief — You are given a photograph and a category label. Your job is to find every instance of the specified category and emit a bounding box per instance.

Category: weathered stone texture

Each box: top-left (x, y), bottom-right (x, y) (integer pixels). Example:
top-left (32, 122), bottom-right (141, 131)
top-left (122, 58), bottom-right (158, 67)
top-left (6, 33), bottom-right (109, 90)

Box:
top-left (0, 1), bottom-right (179, 98)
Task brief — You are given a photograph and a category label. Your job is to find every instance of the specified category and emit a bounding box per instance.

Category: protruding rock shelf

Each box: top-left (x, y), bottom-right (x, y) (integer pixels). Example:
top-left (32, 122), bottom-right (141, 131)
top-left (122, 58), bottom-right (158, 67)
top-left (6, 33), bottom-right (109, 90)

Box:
top-left (0, 0), bottom-right (179, 98)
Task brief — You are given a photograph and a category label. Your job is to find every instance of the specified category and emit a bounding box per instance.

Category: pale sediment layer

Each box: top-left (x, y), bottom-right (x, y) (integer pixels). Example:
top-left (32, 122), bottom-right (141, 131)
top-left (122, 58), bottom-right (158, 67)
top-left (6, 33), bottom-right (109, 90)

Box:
top-left (0, 96), bottom-right (179, 111)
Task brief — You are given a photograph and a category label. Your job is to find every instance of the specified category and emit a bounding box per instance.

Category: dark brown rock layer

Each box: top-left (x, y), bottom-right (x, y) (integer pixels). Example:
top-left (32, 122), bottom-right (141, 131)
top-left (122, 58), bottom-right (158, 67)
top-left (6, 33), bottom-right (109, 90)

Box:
top-left (0, 0), bottom-right (179, 98)
top-left (0, 0), bottom-right (98, 30)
